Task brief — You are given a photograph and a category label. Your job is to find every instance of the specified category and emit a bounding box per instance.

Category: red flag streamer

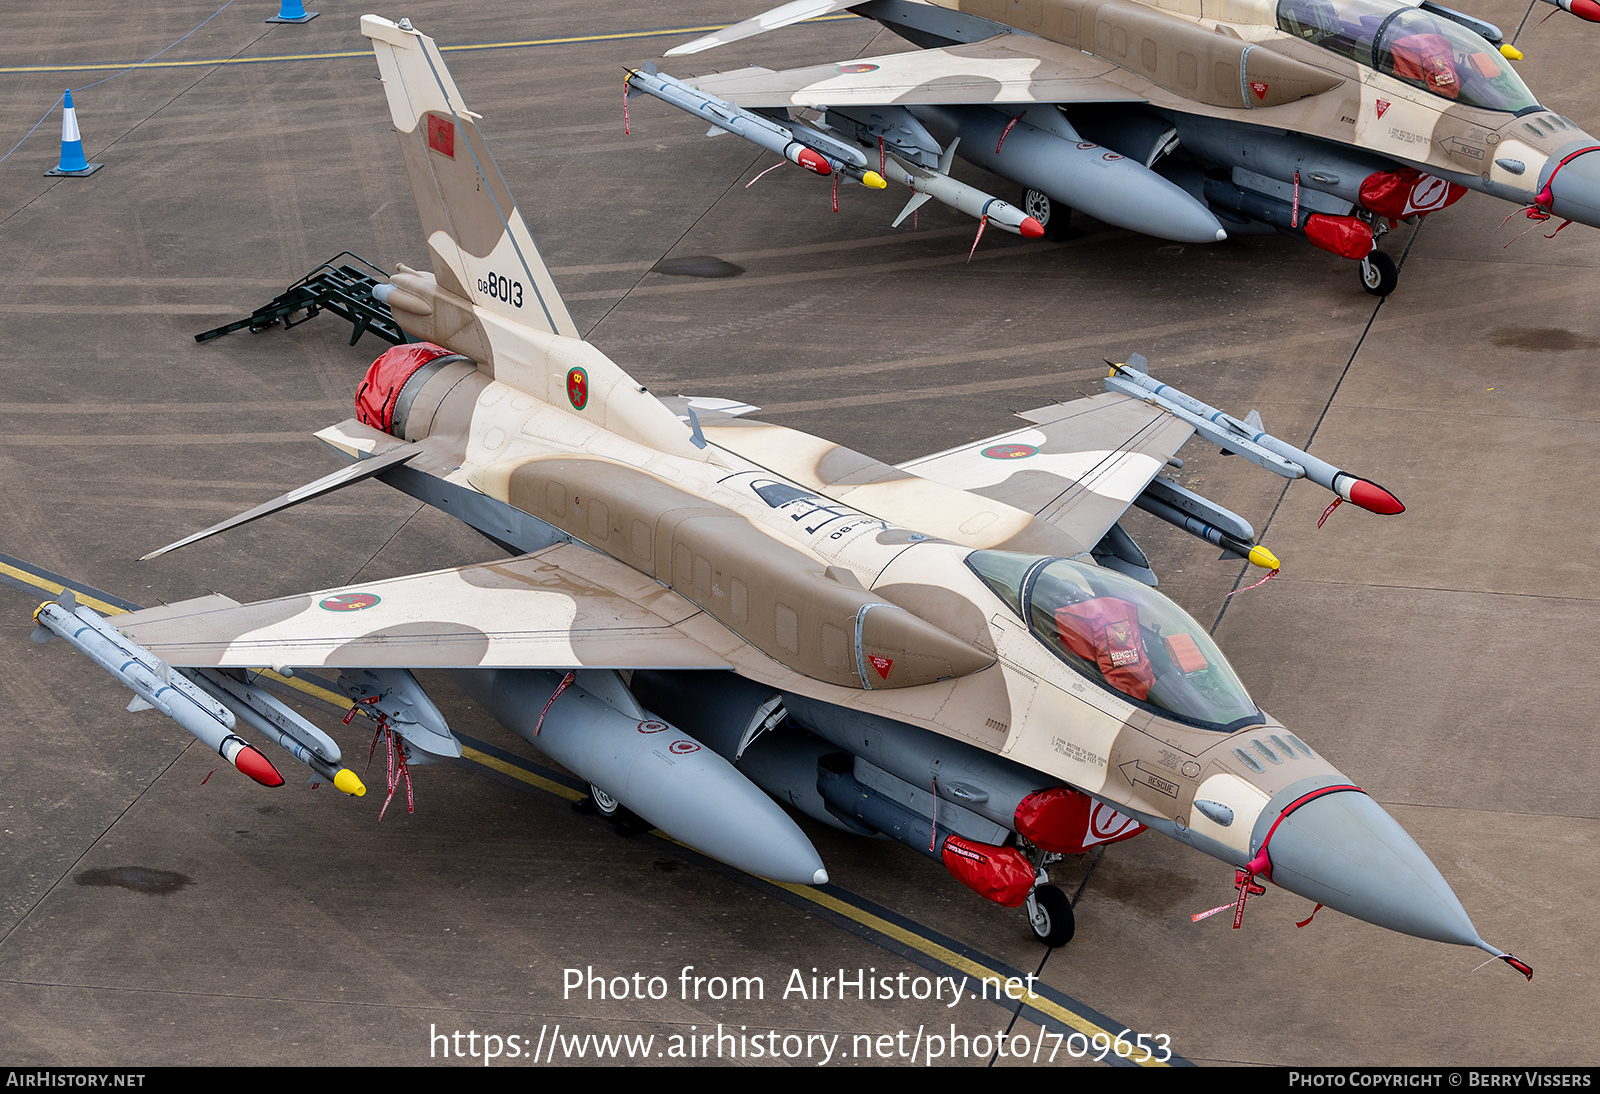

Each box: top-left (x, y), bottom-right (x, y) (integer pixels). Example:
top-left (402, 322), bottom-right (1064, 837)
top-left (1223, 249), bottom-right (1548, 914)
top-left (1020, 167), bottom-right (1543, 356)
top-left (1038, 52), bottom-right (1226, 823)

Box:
top-left (1318, 496), bottom-right (1342, 528)
top-left (1224, 567), bottom-right (1279, 598)
top-left (967, 215), bottom-right (988, 262)
top-left (879, 134), bottom-right (885, 173)
top-left (200, 769), bottom-right (214, 785)
top-left (623, 78), bottom-right (630, 136)
top-left (995, 114), bottom-right (1022, 154)
top-left (832, 171), bottom-right (839, 213)
top-left (1191, 901), bottom-right (1235, 923)
top-left (533, 671), bottom-right (577, 736)
top-left (376, 725), bottom-right (414, 821)
top-left (1291, 169), bottom-right (1301, 228)
top-left (1231, 868), bottom-right (1265, 929)
top-left (929, 775), bottom-right (939, 853)
top-left (745, 161), bottom-right (784, 188)
top-left (1296, 902), bottom-right (1324, 928)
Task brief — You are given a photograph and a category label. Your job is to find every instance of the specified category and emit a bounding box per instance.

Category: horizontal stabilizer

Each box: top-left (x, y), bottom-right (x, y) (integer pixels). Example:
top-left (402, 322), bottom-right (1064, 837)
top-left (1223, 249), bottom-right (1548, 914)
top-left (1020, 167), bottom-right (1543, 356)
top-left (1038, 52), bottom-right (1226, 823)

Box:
top-left (140, 444), bottom-right (422, 561)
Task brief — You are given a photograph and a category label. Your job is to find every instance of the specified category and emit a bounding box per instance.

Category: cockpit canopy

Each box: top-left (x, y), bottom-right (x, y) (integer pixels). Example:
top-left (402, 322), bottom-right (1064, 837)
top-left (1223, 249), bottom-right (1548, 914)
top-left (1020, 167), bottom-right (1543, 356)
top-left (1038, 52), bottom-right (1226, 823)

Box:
top-left (1277, 0), bottom-right (1537, 112)
top-left (968, 551), bottom-right (1263, 732)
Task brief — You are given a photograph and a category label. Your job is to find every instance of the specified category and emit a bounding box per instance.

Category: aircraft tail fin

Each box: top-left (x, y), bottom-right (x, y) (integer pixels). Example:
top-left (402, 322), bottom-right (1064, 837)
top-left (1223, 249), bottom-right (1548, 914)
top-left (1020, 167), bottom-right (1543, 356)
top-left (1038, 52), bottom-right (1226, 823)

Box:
top-left (362, 16), bottom-right (578, 339)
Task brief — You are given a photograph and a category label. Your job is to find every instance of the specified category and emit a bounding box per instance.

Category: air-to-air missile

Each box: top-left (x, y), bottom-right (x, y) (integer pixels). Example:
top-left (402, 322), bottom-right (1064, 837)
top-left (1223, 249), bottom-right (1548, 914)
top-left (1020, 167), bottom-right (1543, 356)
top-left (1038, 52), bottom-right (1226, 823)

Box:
top-left (30, 591), bottom-right (362, 794)
top-left (33, 17), bottom-right (1531, 977)
top-left (641, 0), bottom-right (1600, 293)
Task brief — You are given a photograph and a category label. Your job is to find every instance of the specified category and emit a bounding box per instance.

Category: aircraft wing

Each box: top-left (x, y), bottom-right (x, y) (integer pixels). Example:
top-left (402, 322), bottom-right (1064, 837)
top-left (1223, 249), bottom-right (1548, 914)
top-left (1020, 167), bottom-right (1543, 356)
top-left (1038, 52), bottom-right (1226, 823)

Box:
top-left (114, 542), bottom-right (736, 671)
top-left (897, 392), bottom-right (1194, 543)
top-left (684, 35), bottom-right (1146, 108)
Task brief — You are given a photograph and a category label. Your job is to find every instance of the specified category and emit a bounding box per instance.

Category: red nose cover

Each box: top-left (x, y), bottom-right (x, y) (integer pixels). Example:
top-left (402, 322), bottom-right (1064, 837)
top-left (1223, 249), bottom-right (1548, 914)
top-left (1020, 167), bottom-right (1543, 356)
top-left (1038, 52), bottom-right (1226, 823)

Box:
top-left (1303, 214), bottom-right (1375, 260)
top-left (940, 835), bottom-right (1035, 907)
top-left (356, 342), bottom-right (456, 434)
top-left (1055, 597), bottom-right (1154, 701)
top-left (1358, 168), bottom-right (1467, 219)
top-left (1015, 786), bottom-right (1147, 855)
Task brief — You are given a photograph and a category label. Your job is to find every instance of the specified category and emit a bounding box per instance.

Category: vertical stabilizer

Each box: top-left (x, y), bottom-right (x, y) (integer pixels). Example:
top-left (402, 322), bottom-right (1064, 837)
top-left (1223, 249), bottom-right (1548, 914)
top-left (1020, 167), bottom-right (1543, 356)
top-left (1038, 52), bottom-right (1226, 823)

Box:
top-left (362, 15), bottom-right (578, 339)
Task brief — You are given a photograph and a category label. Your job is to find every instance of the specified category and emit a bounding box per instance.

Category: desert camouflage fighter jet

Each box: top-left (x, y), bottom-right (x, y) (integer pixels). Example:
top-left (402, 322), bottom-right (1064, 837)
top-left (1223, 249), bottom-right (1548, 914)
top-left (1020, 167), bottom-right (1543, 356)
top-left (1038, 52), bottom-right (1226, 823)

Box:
top-left (31, 16), bottom-right (1528, 975)
top-left (627, 0), bottom-right (1600, 295)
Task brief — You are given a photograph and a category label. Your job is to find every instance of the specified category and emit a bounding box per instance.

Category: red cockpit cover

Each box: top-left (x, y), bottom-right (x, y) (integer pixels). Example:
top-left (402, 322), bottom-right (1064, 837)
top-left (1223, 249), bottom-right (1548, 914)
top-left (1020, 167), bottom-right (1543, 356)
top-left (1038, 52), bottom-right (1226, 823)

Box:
top-left (1055, 597), bottom-right (1154, 700)
top-left (1389, 33), bottom-right (1461, 98)
top-left (1303, 213), bottom-right (1374, 259)
top-left (355, 342), bottom-right (456, 434)
top-left (1015, 787), bottom-right (1147, 855)
top-left (940, 835), bottom-right (1035, 907)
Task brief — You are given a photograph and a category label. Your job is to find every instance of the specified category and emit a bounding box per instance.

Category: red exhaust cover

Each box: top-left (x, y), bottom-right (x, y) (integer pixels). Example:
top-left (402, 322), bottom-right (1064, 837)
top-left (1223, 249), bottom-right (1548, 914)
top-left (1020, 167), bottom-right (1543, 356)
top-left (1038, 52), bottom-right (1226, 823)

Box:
top-left (356, 342), bottom-right (457, 434)
top-left (940, 835), bottom-right (1035, 907)
top-left (1303, 214), bottom-right (1374, 260)
top-left (1015, 786), bottom-right (1147, 854)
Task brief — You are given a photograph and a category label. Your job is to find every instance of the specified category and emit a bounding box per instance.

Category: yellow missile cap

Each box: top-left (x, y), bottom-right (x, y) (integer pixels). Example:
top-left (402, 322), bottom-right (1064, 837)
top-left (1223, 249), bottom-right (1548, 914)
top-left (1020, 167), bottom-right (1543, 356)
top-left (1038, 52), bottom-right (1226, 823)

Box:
top-left (1499, 43), bottom-right (1523, 60)
top-left (333, 768), bottom-right (366, 797)
top-left (862, 170), bottom-right (887, 189)
top-left (1247, 544), bottom-right (1280, 570)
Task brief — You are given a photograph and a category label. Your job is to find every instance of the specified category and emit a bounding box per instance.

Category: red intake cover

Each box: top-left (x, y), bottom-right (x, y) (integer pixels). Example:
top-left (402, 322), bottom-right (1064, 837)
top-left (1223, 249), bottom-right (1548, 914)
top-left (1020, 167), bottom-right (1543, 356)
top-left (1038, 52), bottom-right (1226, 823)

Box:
top-left (1015, 786), bottom-right (1146, 855)
top-left (1358, 168), bottom-right (1466, 219)
top-left (1303, 213), bottom-right (1374, 260)
top-left (940, 835), bottom-right (1035, 907)
top-left (356, 342), bottom-right (456, 435)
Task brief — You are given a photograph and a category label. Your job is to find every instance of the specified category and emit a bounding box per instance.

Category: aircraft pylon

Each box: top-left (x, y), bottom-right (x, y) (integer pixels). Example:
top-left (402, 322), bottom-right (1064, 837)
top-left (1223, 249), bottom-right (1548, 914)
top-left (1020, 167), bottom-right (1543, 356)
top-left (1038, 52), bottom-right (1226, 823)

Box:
top-left (45, 90), bottom-right (102, 178)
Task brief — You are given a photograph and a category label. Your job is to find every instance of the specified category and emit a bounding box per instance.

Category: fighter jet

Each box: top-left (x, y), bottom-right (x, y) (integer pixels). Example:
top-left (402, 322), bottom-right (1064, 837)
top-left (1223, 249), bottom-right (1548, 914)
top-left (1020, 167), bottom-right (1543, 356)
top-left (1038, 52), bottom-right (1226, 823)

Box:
top-left (31, 16), bottom-right (1528, 976)
top-left (627, 0), bottom-right (1600, 295)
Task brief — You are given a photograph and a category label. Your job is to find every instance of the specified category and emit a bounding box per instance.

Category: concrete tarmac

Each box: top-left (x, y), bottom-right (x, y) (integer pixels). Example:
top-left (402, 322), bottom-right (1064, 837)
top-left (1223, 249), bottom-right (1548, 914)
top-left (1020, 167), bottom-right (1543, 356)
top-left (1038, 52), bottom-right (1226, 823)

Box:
top-left (0, 0), bottom-right (1595, 1068)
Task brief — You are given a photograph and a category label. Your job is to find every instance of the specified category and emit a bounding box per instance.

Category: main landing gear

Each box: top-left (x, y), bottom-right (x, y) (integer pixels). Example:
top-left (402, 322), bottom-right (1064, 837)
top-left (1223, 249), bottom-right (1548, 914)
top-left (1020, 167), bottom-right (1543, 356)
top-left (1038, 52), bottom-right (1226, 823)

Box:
top-left (1025, 883), bottom-right (1076, 947)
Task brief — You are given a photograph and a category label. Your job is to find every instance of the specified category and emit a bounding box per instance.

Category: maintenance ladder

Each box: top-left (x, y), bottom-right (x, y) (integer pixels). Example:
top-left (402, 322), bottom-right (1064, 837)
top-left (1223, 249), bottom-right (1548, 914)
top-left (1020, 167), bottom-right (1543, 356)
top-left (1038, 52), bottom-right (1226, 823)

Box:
top-left (194, 253), bottom-right (406, 347)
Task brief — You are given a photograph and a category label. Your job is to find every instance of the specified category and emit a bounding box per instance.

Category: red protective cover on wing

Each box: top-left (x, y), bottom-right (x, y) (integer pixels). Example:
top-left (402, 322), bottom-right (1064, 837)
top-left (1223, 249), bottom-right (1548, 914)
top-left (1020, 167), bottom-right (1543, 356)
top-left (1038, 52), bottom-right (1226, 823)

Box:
top-left (940, 835), bottom-right (1035, 907)
top-left (1056, 597), bottom-right (1154, 700)
top-left (1303, 214), bottom-right (1374, 259)
top-left (1358, 168), bottom-right (1467, 219)
top-left (1389, 33), bottom-right (1461, 98)
top-left (355, 342), bottom-right (456, 434)
top-left (1015, 787), bottom-right (1147, 854)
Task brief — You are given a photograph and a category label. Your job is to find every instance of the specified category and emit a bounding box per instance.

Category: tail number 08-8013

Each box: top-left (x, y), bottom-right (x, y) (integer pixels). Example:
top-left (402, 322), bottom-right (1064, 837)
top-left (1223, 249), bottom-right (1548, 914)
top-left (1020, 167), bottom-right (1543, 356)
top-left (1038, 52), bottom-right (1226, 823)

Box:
top-left (479, 271), bottom-right (523, 307)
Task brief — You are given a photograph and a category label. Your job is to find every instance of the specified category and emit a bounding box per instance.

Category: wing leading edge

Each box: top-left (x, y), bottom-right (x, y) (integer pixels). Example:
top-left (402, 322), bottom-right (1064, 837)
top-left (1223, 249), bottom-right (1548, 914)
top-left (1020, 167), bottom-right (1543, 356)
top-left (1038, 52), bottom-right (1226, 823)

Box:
top-left (684, 36), bottom-right (1147, 108)
top-left (115, 543), bottom-right (735, 671)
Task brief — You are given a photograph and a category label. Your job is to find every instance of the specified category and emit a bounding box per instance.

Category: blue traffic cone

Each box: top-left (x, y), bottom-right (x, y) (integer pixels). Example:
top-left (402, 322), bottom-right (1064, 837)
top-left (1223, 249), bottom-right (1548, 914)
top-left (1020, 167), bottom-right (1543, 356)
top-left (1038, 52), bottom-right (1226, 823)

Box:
top-left (45, 90), bottom-right (102, 177)
top-left (265, 0), bottom-right (318, 23)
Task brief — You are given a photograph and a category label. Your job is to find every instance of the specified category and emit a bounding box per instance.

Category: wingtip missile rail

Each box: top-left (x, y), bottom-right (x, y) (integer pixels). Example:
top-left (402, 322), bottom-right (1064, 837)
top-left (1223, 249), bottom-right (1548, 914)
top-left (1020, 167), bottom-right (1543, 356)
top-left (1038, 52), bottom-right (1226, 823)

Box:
top-left (1107, 355), bottom-right (1405, 517)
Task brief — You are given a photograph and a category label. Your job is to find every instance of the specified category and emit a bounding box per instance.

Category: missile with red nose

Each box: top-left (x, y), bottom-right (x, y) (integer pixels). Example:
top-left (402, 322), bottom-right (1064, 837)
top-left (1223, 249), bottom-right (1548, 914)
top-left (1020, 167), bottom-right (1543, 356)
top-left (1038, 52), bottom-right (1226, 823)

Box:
top-left (1540, 0), bottom-right (1600, 22)
top-left (1107, 354), bottom-right (1405, 516)
top-left (881, 147), bottom-right (1044, 238)
top-left (31, 594), bottom-right (284, 787)
top-left (625, 65), bottom-right (886, 187)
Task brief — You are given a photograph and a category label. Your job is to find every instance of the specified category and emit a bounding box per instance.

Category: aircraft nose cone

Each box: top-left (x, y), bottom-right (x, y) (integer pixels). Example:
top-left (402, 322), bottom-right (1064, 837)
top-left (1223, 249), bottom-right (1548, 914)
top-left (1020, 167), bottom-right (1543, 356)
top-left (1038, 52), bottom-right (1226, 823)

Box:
top-left (1263, 790), bottom-right (1481, 946)
top-left (1542, 143), bottom-right (1600, 228)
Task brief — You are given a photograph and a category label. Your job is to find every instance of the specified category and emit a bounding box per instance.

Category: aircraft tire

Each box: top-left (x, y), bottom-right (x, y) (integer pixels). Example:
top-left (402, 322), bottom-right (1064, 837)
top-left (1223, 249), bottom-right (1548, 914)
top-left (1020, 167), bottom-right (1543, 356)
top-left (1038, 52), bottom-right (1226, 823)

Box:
top-left (1027, 884), bottom-right (1076, 947)
top-left (589, 783), bottom-right (635, 823)
top-left (1359, 251), bottom-right (1398, 297)
top-left (1023, 188), bottom-right (1072, 242)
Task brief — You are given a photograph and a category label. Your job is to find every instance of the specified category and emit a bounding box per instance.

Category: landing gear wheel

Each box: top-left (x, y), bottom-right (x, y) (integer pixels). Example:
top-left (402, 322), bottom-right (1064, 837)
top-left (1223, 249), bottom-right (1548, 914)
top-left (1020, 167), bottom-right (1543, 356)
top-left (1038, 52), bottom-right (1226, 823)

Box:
top-left (589, 784), bottom-right (631, 821)
top-left (1359, 251), bottom-right (1398, 297)
top-left (1026, 883), bottom-right (1076, 947)
top-left (1022, 188), bottom-right (1072, 241)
